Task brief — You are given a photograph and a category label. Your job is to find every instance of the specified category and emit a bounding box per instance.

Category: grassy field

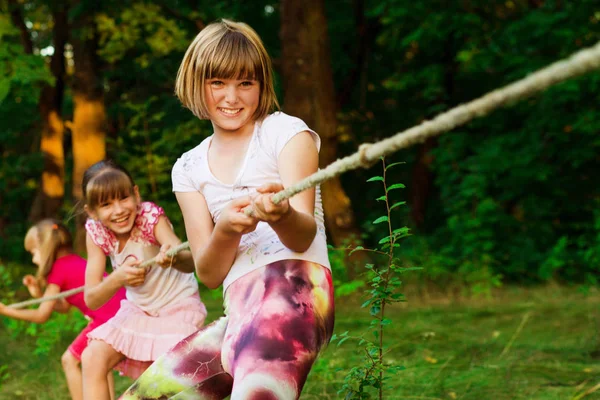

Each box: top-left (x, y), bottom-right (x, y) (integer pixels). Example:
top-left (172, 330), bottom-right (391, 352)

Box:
top-left (1, 286), bottom-right (600, 399)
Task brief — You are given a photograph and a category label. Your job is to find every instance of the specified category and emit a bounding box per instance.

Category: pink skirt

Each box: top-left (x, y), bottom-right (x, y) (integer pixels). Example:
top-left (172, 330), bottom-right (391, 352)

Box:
top-left (87, 295), bottom-right (207, 379)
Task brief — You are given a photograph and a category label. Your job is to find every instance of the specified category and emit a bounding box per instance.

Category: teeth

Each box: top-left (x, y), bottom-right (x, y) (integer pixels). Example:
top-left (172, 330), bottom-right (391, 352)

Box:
top-left (220, 108), bottom-right (241, 115)
top-left (113, 216), bottom-right (128, 223)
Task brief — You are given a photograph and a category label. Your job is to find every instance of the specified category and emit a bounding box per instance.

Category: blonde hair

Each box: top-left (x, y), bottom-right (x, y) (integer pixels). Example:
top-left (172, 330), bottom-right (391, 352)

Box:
top-left (83, 160), bottom-right (136, 210)
top-left (175, 19), bottom-right (279, 120)
top-left (24, 219), bottom-right (72, 285)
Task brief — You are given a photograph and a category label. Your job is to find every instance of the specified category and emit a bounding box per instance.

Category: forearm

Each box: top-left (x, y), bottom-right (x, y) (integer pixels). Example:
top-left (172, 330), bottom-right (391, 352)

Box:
top-left (1, 307), bottom-right (50, 324)
top-left (270, 208), bottom-right (317, 253)
top-left (171, 250), bottom-right (196, 273)
top-left (194, 230), bottom-right (241, 289)
top-left (84, 274), bottom-right (123, 310)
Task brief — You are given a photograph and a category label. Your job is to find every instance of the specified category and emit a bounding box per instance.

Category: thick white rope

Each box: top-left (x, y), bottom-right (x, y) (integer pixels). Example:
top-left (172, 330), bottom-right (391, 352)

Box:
top-left (268, 40), bottom-right (600, 205)
top-left (9, 40), bottom-right (600, 308)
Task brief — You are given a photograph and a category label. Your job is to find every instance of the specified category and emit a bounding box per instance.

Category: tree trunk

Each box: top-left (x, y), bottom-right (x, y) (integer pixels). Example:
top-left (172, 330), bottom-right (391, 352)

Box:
top-left (29, 5), bottom-right (68, 222)
top-left (336, 0), bottom-right (379, 109)
top-left (280, 0), bottom-right (364, 255)
top-left (409, 138), bottom-right (437, 228)
top-left (7, 0), bottom-right (33, 54)
top-left (71, 23), bottom-right (106, 252)
top-left (410, 31), bottom-right (457, 229)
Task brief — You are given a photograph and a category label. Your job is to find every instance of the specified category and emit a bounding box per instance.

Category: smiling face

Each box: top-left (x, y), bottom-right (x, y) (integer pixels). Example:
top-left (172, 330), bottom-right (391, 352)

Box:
top-left (204, 78), bottom-right (260, 136)
top-left (175, 21), bottom-right (279, 122)
top-left (89, 188), bottom-right (140, 239)
top-left (84, 167), bottom-right (140, 240)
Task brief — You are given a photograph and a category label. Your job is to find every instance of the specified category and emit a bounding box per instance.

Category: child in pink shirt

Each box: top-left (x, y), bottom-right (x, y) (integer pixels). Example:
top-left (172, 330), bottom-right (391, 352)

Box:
top-left (0, 219), bottom-right (126, 400)
top-left (46, 253), bottom-right (125, 358)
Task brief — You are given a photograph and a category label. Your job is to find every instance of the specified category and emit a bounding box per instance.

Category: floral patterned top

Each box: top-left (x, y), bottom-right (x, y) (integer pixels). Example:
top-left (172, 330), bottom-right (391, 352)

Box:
top-left (86, 202), bottom-right (199, 313)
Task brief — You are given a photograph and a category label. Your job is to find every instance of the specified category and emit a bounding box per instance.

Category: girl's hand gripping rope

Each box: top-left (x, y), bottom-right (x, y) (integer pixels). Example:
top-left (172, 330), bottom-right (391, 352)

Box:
top-left (217, 196), bottom-right (260, 236)
top-left (22, 274), bottom-right (42, 298)
top-left (114, 257), bottom-right (147, 287)
top-left (156, 244), bottom-right (177, 269)
top-left (251, 183), bottom-right (291, 224)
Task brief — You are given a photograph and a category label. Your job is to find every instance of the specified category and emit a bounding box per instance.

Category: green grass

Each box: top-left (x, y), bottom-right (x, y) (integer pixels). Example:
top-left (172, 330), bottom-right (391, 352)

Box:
top-left (1, 287), bottom-right (600, 399)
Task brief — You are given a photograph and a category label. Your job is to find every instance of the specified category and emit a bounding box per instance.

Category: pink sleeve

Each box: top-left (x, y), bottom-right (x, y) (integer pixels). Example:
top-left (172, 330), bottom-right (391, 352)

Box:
top-left (85, 218), bottom-right (116, 255)
top-left (137, 202), bottom-right (166, 246)
top-left (46, 259), bottom-right (66, 289)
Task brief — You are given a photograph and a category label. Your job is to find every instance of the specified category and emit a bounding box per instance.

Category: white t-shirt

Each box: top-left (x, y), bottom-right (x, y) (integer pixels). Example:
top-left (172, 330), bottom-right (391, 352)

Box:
top-left (172, 112), bottom-right (331, 291)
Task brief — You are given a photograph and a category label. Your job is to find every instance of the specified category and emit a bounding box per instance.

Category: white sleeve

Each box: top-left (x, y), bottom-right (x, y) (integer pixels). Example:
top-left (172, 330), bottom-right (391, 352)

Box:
top-left (266, 113), bottom-right (321, 160)
top-left (171, 156), bottom-right (198, 193)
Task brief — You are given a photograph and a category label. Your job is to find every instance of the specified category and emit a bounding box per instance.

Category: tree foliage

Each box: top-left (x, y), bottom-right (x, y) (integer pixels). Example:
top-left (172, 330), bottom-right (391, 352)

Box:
top-left (0, 0), bottom-right (599, 285)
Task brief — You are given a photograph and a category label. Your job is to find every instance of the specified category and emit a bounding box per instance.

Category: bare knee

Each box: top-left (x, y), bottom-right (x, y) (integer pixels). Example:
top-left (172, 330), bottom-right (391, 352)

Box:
top-left (81, 341), bottom-right (113, 376)
top-left (61, 350), bottom-right (80, 371)
top-left (80, 347), bottom-right (96, 374)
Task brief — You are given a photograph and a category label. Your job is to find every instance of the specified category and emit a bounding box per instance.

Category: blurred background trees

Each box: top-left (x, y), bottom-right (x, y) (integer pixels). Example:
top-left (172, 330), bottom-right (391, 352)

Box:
top-left (1, 0), bottom-right (599, 288)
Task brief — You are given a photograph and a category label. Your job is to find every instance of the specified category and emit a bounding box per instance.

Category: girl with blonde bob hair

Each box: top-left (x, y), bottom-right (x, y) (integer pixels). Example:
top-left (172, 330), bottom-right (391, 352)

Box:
top-left (0, 219), bottom-right (126, 400)
top-left (175, 19), bottom-right (279, 120)
top-left (122, 19), bottom-right (334, 400)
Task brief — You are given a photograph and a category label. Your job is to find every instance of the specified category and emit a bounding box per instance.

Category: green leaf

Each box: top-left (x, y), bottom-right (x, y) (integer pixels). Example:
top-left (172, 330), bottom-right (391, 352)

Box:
top-left (386, 183), bottom-right (405, 192)
top-left (367, 176), bottom-right (384, 182)
top-left (368, 346), bottom-right (379, 357)
top-left (376, 195), bottom-right (387, 201)
top-left (385, 161), bottom-right (405, 170)
top-left (379, 236), bottom-right (391, 244)
top-left (349, 245), bottom-right (364, 255)
top-left (373, 216), bottom-right (388, 224)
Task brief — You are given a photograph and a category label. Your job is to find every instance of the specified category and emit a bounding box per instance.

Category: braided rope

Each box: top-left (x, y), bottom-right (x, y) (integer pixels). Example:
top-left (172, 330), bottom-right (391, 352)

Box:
top-left (267, 40), bottom-right (600, 206)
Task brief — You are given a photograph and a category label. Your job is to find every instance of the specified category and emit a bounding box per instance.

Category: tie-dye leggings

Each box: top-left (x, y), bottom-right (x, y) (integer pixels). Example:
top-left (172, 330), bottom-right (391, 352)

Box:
top-left (121, 260), bottom-right (335, 400)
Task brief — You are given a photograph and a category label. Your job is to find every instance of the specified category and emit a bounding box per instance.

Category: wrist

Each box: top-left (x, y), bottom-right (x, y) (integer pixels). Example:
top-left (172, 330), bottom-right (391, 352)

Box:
top-left (215, 223), bottom-right (243, 240)
top-left (270, 205), bottom-right (293, 227)
top-left (107, 271), bottom-right (125, 288)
